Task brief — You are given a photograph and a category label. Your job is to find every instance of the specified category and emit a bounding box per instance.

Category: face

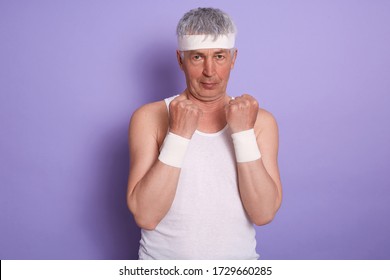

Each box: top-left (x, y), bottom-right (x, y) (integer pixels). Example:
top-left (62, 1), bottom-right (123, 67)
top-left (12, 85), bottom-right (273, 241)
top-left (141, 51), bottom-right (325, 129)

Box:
top-left (177, 48), bottom-right (237, 101)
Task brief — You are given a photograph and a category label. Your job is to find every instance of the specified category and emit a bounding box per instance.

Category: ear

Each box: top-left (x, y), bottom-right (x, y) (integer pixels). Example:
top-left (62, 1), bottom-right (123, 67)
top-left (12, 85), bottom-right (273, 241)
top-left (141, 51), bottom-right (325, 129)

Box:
top-left (230, 48), bottom-right (238, 70)
top-left (176, 50), bottom-right (183, 70)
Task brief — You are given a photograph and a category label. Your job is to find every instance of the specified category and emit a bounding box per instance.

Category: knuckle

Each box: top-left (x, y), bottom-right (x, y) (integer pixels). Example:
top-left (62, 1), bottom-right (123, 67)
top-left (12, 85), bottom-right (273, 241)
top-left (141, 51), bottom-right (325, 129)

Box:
top-left (237, 100), bottom-right (248, 109)
top-left (230, 104), bottom-right (238, 111)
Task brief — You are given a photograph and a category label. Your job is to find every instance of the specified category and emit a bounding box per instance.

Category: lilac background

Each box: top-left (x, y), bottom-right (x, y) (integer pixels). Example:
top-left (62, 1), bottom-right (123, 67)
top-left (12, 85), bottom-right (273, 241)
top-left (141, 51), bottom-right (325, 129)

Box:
top-left (1, 0), bottom-right (389, 260)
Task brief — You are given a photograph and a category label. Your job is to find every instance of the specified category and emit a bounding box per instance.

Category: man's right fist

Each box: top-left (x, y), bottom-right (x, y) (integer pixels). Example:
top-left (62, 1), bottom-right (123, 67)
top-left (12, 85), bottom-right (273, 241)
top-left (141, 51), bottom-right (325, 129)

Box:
top-left (168, 94), bottom-right (202, 139)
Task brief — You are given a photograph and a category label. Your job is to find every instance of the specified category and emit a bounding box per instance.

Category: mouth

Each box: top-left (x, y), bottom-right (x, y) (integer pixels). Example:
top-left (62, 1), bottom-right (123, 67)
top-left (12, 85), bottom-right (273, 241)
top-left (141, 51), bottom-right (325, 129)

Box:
top-left (200, 82), bottom-right (219, 89)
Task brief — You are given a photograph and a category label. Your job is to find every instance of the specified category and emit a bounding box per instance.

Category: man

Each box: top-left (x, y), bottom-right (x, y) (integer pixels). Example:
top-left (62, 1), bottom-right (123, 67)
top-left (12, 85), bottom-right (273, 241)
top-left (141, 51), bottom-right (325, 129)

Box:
top-left (127, 7), bottom-right (282, 259)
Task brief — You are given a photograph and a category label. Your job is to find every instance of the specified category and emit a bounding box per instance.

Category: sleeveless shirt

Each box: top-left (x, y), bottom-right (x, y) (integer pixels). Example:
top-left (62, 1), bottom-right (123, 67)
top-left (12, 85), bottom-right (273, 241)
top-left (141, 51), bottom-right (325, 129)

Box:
top-left (138, 95), bottom-right (259, 260)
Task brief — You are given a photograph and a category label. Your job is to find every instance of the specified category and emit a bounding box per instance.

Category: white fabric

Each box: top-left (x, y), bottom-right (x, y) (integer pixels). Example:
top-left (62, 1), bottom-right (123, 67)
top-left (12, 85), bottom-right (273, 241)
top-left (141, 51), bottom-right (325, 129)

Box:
top-left (158, 132), bottom-right (190, 168)
top-left (231, 129), bottom-right (261, 162)
top-left (178, 33), bottom-right (235, 51)
top-left (138, 95), bottom-right (258, 260)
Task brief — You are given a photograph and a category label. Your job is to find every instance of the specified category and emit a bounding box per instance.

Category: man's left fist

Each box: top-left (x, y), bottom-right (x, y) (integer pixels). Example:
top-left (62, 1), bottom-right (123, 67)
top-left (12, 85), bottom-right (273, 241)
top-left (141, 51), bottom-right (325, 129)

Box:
top-left (225, 94), bottom-right (259, 133)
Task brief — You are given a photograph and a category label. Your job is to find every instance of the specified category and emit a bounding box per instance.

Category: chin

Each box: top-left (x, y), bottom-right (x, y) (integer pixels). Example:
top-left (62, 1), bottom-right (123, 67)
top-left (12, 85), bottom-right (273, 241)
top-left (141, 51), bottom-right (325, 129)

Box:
top-left (196, 92), bottom-right (227, 102)
top-left (188, 85), bottom-right (226, 99)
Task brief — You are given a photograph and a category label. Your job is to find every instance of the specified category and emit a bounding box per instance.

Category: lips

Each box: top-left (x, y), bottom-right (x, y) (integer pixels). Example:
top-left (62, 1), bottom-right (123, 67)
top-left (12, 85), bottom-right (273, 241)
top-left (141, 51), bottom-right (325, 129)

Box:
top-left (200, 82), bottom-right (218, 89)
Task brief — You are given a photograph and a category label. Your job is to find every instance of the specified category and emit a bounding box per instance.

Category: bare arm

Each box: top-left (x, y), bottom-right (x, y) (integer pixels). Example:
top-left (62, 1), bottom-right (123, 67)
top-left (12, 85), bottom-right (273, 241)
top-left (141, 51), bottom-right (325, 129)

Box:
top-left (127, 95), bottom-right (202, 230)
top-left (127, 102), bottom-right (181, 230)
top-left (237, 109), bottom-right (282, 225)
top-left (225, 94), bottom-right (282, 225)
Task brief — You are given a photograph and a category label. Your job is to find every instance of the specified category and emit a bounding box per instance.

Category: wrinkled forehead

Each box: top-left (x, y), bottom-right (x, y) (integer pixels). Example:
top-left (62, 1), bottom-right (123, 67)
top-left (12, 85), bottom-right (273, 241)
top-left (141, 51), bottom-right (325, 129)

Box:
top-left (178, 33), bottom-right (235, 51)
top-left (185, 48), bottom-right (231, 55)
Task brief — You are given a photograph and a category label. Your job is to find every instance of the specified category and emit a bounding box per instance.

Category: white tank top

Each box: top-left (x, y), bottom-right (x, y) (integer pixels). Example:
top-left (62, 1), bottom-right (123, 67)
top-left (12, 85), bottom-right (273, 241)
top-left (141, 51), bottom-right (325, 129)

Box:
top-left (138, 96), bottom-right (259, 260)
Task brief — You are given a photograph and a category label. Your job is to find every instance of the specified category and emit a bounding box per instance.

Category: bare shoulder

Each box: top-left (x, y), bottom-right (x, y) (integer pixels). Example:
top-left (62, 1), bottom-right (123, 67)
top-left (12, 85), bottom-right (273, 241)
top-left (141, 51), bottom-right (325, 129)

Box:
top-left (130, 100), bottom-right (167, 126)
top-left (254, 108), bottom-right (279, 137)
top-left (129, 100), bottom-right (169, 144)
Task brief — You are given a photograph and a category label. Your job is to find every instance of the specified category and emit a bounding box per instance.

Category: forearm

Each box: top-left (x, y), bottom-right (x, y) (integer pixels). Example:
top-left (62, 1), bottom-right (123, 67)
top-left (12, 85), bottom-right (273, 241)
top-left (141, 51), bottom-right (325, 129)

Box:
top-left (127, 95), bottom-right (200, 230)
top-left (237, 158), bottom-right (282, 225)
top-left (128, 160), bottom-right (181, 230)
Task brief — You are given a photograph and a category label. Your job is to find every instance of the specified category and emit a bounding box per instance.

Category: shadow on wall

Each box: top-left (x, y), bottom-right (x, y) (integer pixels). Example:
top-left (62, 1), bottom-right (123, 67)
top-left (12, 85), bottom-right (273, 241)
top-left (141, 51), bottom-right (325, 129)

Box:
top-left (85, 124), bottom-right (139, 260)
top-left (97, 127), bottom-right (140, 259)
top-left (86, 42), bottom-right (183, 260)
top-left (131, 41), bottom-right (185, 103)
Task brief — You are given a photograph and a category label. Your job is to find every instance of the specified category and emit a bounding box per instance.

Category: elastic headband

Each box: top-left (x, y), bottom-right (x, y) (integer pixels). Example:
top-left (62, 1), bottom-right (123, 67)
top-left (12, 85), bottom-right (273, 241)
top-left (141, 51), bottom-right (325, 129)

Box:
top-left (178, 33), bottom-right (236, 51)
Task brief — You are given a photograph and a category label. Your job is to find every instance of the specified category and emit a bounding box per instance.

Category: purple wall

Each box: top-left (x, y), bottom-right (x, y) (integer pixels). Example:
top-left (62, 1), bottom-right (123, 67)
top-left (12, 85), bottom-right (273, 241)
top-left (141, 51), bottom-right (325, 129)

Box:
top-left (1, 0), bottom-right (389, 260)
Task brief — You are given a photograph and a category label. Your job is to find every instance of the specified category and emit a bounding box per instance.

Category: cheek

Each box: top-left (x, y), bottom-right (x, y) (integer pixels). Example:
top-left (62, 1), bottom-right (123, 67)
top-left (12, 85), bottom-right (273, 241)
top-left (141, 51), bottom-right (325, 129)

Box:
top-left (218, 67), bottom-right (231, 80)
top-left (186, 68), bottom-right (202, 80)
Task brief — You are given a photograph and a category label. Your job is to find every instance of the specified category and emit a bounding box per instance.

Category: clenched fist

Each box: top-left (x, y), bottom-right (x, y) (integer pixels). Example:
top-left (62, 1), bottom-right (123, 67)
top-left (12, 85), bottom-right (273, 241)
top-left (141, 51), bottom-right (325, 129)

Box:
top-left (225, 94), bottom-right (259, 133)
top-left (169, 94), bottom-right (202, 139)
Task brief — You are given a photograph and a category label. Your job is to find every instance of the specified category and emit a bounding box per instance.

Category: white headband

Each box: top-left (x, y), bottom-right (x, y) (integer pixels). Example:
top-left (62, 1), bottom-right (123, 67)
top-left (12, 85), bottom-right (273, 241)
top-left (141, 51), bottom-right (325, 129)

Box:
top-left (178, 33), bottom-right (236, 51)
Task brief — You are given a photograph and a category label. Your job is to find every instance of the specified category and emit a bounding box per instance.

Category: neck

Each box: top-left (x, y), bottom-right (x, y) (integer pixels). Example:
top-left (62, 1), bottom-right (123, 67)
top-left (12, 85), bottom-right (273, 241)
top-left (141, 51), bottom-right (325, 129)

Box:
top-left (185, 90), bottom-right (230, 133)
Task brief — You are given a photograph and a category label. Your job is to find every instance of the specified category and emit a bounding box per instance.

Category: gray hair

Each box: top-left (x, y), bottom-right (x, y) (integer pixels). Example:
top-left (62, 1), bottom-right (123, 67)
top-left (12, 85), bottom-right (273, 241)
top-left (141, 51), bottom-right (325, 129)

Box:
top-left (176, 7), bottom-right (237, 38)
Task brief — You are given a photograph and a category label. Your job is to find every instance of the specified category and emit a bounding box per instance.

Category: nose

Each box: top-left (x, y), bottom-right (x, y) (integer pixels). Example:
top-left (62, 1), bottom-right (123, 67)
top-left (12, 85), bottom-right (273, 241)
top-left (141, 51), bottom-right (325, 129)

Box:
top-left (202, 56), bottom-right (215, 77)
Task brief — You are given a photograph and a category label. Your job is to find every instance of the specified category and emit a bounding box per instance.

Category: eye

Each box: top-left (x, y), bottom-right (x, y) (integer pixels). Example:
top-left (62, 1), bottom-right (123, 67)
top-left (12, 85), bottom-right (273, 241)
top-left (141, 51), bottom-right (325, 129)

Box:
top-left (192, 55), bottom-right (202, 61)
top-left (215, 54), bottom-right (225, 60)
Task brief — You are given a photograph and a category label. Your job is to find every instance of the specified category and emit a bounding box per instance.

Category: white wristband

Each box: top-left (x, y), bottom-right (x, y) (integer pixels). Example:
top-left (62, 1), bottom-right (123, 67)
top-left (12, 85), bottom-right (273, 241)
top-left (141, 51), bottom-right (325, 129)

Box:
top-left (231, 129), bottom-right (261, 163)
top-left (158, 132), bottom-right (190, 168)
